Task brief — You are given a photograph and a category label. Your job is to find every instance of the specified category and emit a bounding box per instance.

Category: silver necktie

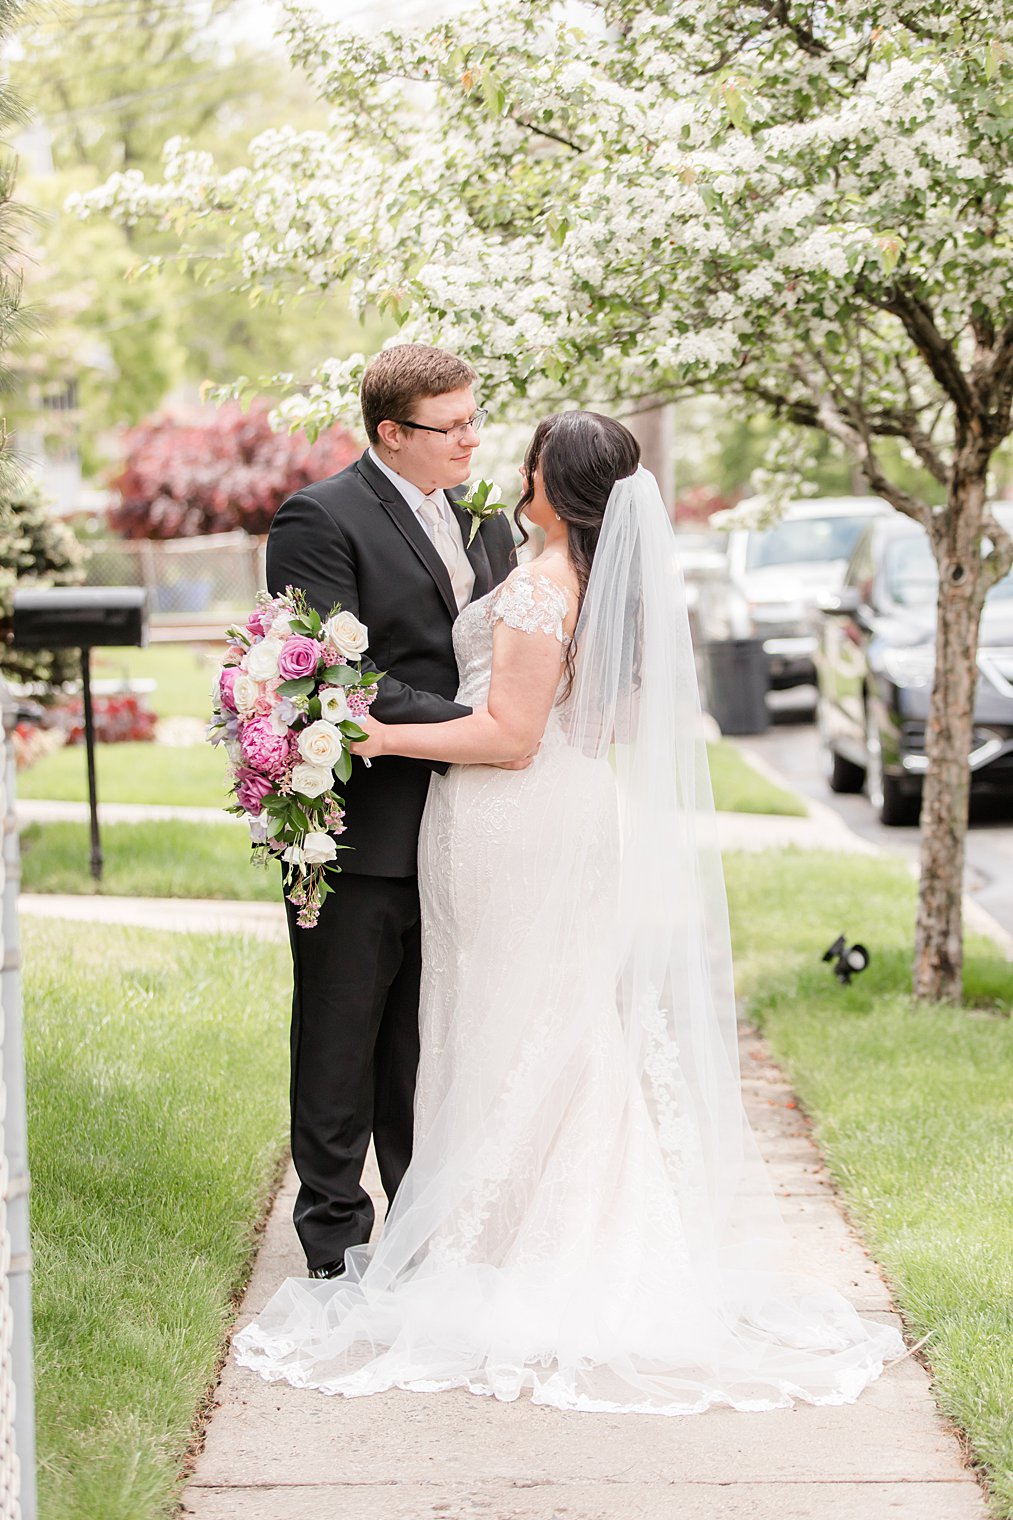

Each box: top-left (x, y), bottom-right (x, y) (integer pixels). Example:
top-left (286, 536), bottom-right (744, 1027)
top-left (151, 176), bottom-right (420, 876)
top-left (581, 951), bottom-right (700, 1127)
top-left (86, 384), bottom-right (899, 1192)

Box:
top-left (417, 494), bottom-right (476, 613)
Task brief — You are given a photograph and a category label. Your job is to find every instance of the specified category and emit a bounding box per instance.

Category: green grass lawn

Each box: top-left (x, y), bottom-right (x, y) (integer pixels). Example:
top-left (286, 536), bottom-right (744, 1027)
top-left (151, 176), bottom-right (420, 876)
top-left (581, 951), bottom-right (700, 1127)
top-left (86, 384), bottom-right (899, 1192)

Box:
top-left (17, 741), bottom-right (231, 809)
top-left (707, 738), bottom-right (807, 816)
top-left (24, 917), bottom-right (290, 1520)
top-left (19, 820), bottom-right (277, 900)
top-left (725, 848), bottom-right (1013, 1517)
top-left (89, 643), bottom-right (218, 719)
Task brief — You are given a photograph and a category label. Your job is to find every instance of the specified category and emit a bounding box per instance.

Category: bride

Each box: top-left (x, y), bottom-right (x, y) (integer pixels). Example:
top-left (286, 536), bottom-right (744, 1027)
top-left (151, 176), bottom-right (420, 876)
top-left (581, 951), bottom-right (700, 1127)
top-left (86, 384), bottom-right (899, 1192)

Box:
top-left (233, 410), bottom-right (903, 1414)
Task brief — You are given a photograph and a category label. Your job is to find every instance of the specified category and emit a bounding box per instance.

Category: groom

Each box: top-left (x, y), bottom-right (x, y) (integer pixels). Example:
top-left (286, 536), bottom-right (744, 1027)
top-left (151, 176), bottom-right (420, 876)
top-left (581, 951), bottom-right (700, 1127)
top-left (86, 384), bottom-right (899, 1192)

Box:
top-left (266, 344), bottom-right (516, 1277)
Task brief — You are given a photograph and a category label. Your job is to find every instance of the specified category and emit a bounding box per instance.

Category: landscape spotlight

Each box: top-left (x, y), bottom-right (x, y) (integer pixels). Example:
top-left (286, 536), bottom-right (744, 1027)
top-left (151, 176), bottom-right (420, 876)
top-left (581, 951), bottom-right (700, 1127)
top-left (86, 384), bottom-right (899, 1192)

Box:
top-left (822, 935), bottom-right (870, 985)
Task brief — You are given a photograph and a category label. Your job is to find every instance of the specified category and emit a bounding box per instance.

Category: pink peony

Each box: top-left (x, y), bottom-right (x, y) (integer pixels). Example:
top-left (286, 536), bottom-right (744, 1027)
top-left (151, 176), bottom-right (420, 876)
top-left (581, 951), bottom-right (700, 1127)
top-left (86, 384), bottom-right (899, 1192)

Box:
top-left (218, 667), bottom-right (239, 713)
top-left (239, 714), bottom-right (295, 779)
top-left (235, 768), bottom-right (274, 815)
top-left (277, 634), bottom-right (320, 681)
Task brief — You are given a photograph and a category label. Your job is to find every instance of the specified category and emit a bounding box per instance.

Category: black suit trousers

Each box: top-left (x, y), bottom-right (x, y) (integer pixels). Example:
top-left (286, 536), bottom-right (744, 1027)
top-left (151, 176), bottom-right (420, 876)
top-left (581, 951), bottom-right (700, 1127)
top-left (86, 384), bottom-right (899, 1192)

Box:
top-left (285, 869), bottom-right (423, 1269)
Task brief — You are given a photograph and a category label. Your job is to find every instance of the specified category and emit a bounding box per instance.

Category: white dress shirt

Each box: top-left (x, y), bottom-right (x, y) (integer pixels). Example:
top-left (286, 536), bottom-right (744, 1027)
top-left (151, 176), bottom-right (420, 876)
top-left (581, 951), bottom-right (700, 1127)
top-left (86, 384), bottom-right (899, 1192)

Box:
top-left (368, 448), bottom-right (462, 544)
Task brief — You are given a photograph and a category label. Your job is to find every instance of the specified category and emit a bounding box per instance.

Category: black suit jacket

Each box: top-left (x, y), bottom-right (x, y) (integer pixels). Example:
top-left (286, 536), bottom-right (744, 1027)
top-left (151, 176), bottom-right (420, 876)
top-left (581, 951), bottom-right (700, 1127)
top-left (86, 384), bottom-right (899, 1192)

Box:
top-left (266, 450), bottom-right (515, 875)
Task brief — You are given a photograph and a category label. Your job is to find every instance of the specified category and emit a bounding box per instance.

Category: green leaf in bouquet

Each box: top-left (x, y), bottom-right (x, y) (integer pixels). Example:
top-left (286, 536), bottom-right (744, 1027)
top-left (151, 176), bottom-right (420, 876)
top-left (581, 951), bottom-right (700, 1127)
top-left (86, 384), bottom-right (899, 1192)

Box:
top-left (278, 676), bottom-right (315, 698)
top-left (306, 608), bottom-right (323, 634)
top-left (340, 721), bottom-right (368, 741)
top-left (290, 803), bottom-right (311, 832)
top-left (266, 813), bottom-right (285, 838)
top-left (288, 619), bottom-right (313, 636)
top-left (321, 663), bottom-right (360, 686)
top-left (334, 747), bottom-right (353, 784)
top-left (358, 670), bottom-right (382, 686)
top-left (259, 793), bottom-right (288, 813)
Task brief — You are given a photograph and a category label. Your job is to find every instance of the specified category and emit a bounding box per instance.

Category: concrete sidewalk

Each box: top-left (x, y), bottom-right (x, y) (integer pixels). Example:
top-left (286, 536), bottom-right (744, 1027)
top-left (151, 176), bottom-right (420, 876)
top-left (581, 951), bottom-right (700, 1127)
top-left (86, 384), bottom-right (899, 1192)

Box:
top-left (19, 892), bottom-right (288, 940)
top-left (16, 798), bottom-right (234, 826)
top-left (178, 1022), bottom-right (986, 1520)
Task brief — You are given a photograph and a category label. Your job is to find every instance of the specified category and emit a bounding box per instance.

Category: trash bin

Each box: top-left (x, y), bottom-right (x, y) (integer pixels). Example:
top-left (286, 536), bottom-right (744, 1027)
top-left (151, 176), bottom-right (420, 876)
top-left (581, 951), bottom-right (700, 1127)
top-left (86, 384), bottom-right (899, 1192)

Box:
top-left (702, 637), bottom-right (769, 735)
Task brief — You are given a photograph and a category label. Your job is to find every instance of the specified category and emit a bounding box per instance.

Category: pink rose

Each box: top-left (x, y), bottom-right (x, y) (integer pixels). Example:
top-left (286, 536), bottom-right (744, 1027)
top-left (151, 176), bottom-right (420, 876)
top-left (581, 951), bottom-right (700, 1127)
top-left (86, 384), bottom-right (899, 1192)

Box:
top-left (277, 634), bottom-right (320, 682)
top-left (255, 678), bottom-right (280, 718)
top-left (219, 667), bottom-right (239, 713)
top-left (222, 642), bottom-right (246, 668)
top-left (239, 714), bottom-right (295, 779)
top-left (235, 768), bottom-right (274, 816)
top-left (247, 609), bottom-right (269, 638)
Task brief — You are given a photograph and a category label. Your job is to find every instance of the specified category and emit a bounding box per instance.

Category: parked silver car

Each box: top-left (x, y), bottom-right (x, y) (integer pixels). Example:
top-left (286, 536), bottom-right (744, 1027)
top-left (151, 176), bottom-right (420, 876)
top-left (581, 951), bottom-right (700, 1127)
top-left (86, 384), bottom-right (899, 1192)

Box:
top-left (703, 497), bottom-right (893, 691)
top-left (816, 506), bottom-right (1013, 825)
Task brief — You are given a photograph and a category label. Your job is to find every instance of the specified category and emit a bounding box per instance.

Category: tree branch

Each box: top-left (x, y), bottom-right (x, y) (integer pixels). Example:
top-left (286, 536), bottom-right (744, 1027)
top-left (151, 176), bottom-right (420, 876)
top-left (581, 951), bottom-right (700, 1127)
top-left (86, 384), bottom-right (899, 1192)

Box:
top-left (508, 116), bottom-right (584, 153)
top-left (746, 0), bottom-right (831, 56)
top-left (981, 508), bottom-right (1013, 592)
top-left (868, 280), bottom-right (977, 433)
top-left (741, 380), bottom-right (820, 428)
top-left (984, 317), bottom-right (1013, 446)
top-left (791, 358), bottom-right (932, 526)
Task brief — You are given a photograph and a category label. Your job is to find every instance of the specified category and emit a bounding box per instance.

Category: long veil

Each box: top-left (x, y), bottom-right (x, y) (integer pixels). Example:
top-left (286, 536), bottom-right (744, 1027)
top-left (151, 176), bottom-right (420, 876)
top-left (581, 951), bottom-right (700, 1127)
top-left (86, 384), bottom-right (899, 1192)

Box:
top-left (233, 465), bottom-right (904, 1413)
top-left (568, 464), bottom-right (790, 1272)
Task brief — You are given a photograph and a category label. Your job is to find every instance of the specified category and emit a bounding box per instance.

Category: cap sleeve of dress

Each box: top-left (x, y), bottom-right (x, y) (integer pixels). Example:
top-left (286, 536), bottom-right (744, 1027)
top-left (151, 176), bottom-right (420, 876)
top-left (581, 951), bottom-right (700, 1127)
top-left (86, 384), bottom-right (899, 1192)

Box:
top-left (488, 567), bottom-right (570, 642)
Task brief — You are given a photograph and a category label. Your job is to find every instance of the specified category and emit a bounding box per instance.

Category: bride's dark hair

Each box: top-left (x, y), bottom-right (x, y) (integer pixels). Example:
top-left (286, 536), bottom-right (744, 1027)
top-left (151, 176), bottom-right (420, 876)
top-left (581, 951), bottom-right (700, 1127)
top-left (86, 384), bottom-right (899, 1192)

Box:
top-left (514, 410), bottom-right (641, 697)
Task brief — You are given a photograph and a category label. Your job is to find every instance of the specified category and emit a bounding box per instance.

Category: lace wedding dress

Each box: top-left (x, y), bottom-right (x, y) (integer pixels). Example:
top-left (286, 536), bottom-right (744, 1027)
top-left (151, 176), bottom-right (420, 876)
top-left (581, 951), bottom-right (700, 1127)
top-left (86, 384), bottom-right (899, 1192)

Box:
top-left (234, 534), bottom-right (903, 1415)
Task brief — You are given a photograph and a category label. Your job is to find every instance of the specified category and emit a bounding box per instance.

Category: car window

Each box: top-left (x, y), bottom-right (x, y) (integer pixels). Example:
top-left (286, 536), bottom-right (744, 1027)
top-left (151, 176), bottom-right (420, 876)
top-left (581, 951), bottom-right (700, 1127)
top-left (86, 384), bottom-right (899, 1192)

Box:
top-left (745, 516), bottom-right (875, 569)
top-left (885, 532), bottom-right (1013, 605)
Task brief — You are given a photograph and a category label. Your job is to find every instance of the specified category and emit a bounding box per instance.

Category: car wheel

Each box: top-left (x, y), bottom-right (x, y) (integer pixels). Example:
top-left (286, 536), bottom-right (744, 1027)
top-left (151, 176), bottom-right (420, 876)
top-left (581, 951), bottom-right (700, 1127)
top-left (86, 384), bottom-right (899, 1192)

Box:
top-left (864, 700), bottom-right (920, 826)
top-left (817, 697), bottom-right (865, 793)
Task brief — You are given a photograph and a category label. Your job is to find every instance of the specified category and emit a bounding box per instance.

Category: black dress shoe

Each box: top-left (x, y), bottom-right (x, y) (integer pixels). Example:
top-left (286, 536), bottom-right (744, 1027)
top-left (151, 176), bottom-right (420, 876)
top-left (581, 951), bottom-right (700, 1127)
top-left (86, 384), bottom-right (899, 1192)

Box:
top-left (307, 1259), bottom-right (346, 1280)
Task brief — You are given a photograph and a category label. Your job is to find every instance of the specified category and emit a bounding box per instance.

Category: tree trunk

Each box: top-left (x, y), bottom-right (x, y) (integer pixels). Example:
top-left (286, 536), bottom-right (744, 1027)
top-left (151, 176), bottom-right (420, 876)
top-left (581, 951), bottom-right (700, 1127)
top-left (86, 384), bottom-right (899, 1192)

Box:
top-left (913, 460), bottom-right (988, 1003)
top-left (628, 404), bottom-right (676, 514)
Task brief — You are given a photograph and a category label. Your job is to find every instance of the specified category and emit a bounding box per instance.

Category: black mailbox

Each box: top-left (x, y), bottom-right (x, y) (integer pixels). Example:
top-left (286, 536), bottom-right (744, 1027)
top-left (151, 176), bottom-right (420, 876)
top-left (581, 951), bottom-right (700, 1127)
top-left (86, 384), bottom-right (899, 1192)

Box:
top-left (12, 585), bottom-right (149, 883)
top-left (13, 586), bottom-right (148, 649)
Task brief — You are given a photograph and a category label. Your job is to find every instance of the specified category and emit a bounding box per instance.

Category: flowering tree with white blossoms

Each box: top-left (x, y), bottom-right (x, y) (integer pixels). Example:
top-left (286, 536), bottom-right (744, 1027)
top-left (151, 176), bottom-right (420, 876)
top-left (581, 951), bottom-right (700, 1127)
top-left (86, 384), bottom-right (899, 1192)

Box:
top-left (78, 0), bottom-right (1012, 1004)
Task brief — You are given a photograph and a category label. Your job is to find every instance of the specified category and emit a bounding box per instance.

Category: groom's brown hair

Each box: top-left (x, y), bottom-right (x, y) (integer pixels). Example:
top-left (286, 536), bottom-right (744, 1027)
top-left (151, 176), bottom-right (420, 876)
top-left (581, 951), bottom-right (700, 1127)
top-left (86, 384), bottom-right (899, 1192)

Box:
top-left (360, 345), bottom-right (478, 444)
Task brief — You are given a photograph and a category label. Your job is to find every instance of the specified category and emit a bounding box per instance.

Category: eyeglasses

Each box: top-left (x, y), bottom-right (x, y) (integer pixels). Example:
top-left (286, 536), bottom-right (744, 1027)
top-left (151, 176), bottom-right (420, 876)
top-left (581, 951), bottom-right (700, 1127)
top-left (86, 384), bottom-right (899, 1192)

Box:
top-left (391, 408), bottom-right (488, 442)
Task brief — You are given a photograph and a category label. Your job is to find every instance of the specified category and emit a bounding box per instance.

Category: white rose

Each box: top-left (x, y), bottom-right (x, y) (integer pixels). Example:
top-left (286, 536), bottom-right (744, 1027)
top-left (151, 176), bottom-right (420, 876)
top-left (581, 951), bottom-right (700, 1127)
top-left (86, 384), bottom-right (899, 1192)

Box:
top-left (318, 685), bottom-right (350, 724)
top-left (269, 614), bottom-right (293, 639)
top-left (246, 638), bottom-right (281, 681)
top-left (290, 761), bottom-right (334, 799)
top-left (297, 719), bottom-right (344, 769)
top-left (232, 673), bottom-right (259, 717)
top-left (302, 831), bottom-right (338, 865)
top-left (324, 610), bottom-right (369, 661)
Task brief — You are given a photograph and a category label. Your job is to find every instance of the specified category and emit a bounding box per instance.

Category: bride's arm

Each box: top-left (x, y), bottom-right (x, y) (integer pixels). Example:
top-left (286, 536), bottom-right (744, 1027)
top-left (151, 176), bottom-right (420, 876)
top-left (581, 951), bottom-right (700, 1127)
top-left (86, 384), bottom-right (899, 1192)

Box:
top-left (350, 617), bottom-right (566, 765)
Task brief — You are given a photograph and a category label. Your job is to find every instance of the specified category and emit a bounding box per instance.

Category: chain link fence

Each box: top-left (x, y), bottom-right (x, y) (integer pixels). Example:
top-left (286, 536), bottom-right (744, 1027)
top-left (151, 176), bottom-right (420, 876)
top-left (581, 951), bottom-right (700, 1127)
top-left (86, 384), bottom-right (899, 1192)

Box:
top-left (83, 533), bottom-right (267, 630)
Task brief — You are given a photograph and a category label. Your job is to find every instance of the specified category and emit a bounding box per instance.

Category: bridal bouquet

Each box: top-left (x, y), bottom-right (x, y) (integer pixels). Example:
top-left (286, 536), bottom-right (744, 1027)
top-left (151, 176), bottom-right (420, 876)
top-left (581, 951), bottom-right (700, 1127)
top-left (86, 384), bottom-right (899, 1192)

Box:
top-left (208, 587), bottom-right (380, 928)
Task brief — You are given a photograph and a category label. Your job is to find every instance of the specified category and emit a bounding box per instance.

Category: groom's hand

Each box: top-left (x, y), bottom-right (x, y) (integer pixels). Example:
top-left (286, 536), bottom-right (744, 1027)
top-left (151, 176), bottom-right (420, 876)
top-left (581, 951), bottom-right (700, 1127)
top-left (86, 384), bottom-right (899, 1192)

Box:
top-left (491, 746), bottom-right (539, 771)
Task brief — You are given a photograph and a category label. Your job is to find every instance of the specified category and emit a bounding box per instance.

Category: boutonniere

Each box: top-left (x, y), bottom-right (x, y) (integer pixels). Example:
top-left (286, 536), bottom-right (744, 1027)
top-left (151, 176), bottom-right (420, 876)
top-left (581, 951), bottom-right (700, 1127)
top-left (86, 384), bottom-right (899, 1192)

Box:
top-left (459, 479), bottom-right (505, 547)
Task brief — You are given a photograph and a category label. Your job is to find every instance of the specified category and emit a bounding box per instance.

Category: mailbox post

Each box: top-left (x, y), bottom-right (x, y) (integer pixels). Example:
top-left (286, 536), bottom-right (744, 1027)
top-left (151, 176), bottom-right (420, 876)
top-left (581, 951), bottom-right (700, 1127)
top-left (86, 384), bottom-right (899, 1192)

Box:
top-left (13, 588), bottom-right (148, 882)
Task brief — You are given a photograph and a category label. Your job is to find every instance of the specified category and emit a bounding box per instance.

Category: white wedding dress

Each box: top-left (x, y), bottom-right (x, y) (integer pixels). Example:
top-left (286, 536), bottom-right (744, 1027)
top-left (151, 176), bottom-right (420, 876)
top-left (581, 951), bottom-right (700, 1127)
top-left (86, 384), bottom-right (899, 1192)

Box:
top-left (234, 524), bottom-right (904, 1415)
